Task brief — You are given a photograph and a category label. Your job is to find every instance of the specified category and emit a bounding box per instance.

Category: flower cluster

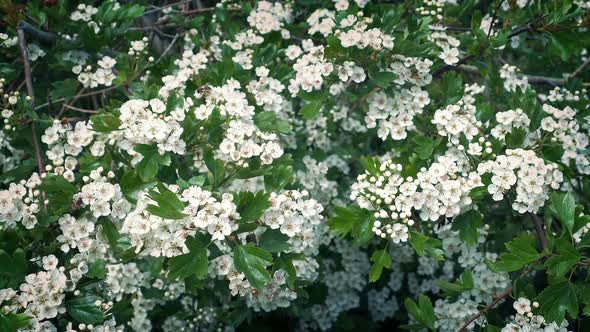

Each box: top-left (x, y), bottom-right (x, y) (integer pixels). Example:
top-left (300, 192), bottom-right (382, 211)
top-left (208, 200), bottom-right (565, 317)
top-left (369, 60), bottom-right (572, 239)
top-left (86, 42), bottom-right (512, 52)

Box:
top-left (351, 154), bottom-right (481, 242)
top-left (261, 190), bottom-right (326, 254)
top-left (501, 298), bottom-right (570, 332)
top-left (500, 64), bottom-right (529, 92)
top-left (0, 260), bottom-right (71, 329)
top-left (75, 167), bottom-right (130, 218)
top-left (0, 173), bottom-right (42, 229)
top-left (74, 56), bottom-right (117, 88)
top-left (477, 149), bottom-right (563, 213)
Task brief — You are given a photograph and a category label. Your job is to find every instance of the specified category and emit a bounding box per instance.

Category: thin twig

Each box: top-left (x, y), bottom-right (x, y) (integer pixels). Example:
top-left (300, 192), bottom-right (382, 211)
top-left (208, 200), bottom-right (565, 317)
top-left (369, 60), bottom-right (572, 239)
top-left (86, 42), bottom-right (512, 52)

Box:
top-left (434, 15), bottom-right (545, 78)
top-left (36, 86), bottom-right (117, 111)
top-left (456, 64), bottom-right (590, 87)
top-left (57, 88), bottom-right (87, 118)
top-left (571, 57), bottom-right (590, 79)
top-left (154, 34), bottom-right (180, 65)
top-left (17, 25), bottom-right (45, 175)
top-left (144, 0), bottom-right (195, 15)
top-left (530, 213), bottom-right (549, 252)
top-left (458, 287), bottom-right (513, 331)
top-left (62, 104), bottom-right (98, 114)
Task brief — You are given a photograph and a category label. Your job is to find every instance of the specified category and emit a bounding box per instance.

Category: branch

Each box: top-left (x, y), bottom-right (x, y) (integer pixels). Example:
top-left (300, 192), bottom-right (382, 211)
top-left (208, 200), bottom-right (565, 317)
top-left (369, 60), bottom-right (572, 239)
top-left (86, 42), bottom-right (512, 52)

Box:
top-left (153, 34), bottom-right (180, 65)
top-left (530, 213), bottom-right (549, 252)
top-left (434, 15), bottom-right (545, 78)
top-left (17, 24), bottom-right (45, 175)
top-left (18, 21), bottom-right (58, 45)
top-left (571, 57), bottom-right (590, 79)
top-left (456, 64), bottom-right (590, 87)
top-left (458, 287), bottom-right (512, 331)
top-left (62, 104), bottom-right (98, 114)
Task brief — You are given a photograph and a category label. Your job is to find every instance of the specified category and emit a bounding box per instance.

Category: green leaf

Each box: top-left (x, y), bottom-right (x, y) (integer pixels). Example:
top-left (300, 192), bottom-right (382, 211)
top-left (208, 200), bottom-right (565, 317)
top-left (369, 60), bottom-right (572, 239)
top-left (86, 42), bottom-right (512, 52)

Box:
top-left (264, 164), bottom-right (293, 192)
top-left (0, 312), bottom-right (30, 332)
top-left (371, 71), bottom-right (397, 89)
top-left (168, 235), bottom-right (208, 280)
top-left (40, 174), bottom-right (76, 216)
top-left (90, 113), bottom-right (121, 133)
top-left (369, 249), bottom-right (392, 282)
top-left (488, 233), bottom-right (540, 272)
top-left (505, 127), bottom-right (526, 148)
top-left (50, 79), bottom-right (79, 100)
top-left (405, 295), bottom-right (436, 330)
top-left (409, 232), bottom-right (444, 261)
top-left (134, 144), bottom-right (171, 182)
top-left (234, 244), bottom-right (273, 289)
top-left (412, 136), bottom-right (438, 160)
top-left (258, 228), bottom-right (292, 253)
top-left (452, 210), bottom-right (483, 247)
top-left (549, 191), bottom-right (576, 234)
top-left (437, 270), bottom-right (474, 293)
top-left (0, 249), bottom-right (26, 288)
top-left (300, 100), bottom-right (323, 120)
top-left (146, 183), bottom-right (188, 219)
top-left (86, 259), bottom-right (107, 279)
top-left (327, 206), bottom-right (356, 238)
top-left (235, 191), bottom-right (271, 223)
top-left (350, 209), bottom-right (375, 247)
top-left (537, 280), bottom-right (578, 324)
top-left (545, 238), bottom-right (581, 277)
top-left (66, 294), bottom-right (105, 324)
top-left (273, 253), bottom-right (302, 289)
top-left (254, 111), bottom-right (291, 134)
top-left (120, 171), bottom-right (155, 204)
top-left (204, 149), bottom-right (226, 188)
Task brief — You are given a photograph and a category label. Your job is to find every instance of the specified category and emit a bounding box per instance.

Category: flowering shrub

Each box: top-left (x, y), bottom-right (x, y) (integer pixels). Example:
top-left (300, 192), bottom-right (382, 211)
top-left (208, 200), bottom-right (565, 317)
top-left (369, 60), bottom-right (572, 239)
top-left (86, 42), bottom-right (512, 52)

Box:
top-left (0, 0), bottom-right (590, 331)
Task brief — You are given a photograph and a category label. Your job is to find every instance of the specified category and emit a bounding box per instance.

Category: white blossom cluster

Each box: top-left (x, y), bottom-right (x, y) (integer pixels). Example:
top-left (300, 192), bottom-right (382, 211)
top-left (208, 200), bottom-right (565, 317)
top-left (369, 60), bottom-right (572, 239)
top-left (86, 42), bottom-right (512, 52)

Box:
top-left (42, 120), bottom-right (97, 181)
top-left (500, 64), bottom-right (530, 92)
top-left (336, 12), bottom-right (395, 50)
top-left (301, 239), bottom-right (370, 331)
top-left (351, 154), bottom-right (482, 242)
top-left (261, 190), bottom-right (326, 254)
top-left (246, 66), bottom-right (287, 113)
top-left (477, 149), bottom-right (563, 213)
top-left (113, 98), bottom-right (186, 156)
top-left (69, 4), bottom-right (102, 34)
top-left (296, 156), bottom-right (339, 205)
top-left (247, 1), bottom-right (292, 35)
top-left (288, 41), bottom-right (334, 96)
top-left (105, 262), bottom-right (146, 301)
top-left (364, 55), bottom-right (432, 141)
top-left (429, 28), bottom-right (461, 65)
top-left (75, 167), bottom-right (131, 218)
top-left (501, 298), bottom-right (570, 332)
top-left (198, 80), bottom-right (284, 166)
top-left (539, 88), bottom-right (590, 174)
top-left (159, 48), bottom-right (210, 98)
top-left (121, 186), bottom-right (239, 257)
top-left (73, 55), bottom-right (117, 89)
top-left (433, 83), bottom-right (485, 145)
top-left (491, 108), bottom-right (530, 140)
top-left (434, 225), bottom-right (511, 331)
top-left (0, 173), bottom-right (42, 229)
top-left (0, 258), bottom-right (72, 330)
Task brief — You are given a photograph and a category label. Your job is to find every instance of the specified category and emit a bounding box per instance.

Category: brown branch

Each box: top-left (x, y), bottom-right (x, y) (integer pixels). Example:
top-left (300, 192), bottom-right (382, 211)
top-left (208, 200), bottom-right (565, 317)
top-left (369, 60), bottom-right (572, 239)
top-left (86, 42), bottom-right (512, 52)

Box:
top-left (456, 64), bottom-right (590, 87)
top-left (17, 25), bottom-right (45, 175)
top-left (62, 104), bottom-right (98, 114)
top-left (530, 213), bottom-right (549, 252)
top-left (458, 287), bottom-right (513, 331)
top-left (434, 15), bottom-right (545, 78)
top-left (571, 57), bottom-right (590, 79)
top-left (36, 86), bottom-right (118, 111)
